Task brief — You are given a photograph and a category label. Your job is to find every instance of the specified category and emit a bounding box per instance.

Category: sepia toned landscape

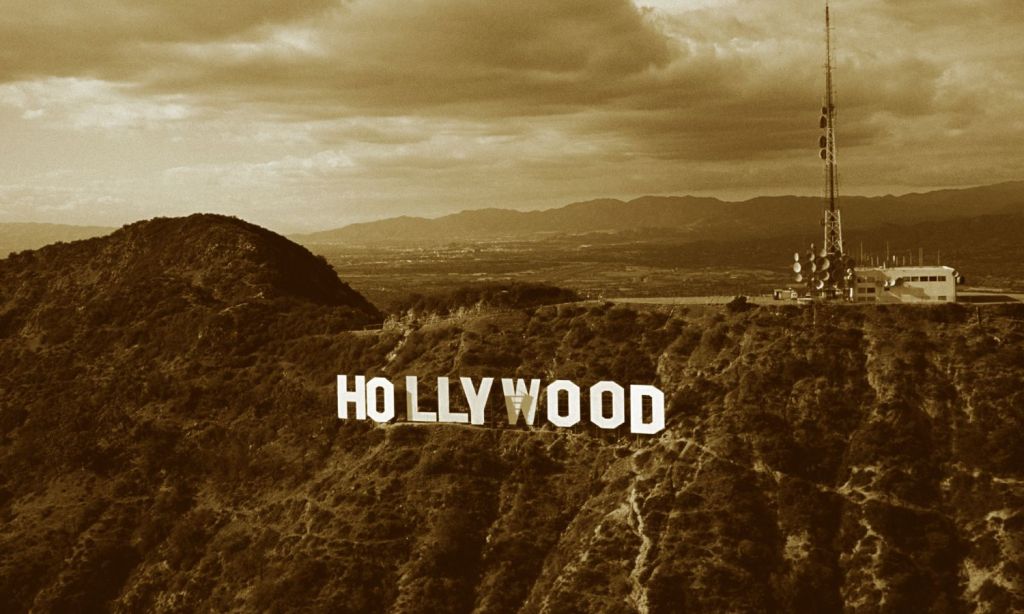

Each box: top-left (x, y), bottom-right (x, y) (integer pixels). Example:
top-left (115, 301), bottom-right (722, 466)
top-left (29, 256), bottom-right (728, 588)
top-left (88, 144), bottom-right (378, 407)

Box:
top-left (2, 0), bottom-right (1023, 612)
top-left (0, 215), bottom-right (1022, 612)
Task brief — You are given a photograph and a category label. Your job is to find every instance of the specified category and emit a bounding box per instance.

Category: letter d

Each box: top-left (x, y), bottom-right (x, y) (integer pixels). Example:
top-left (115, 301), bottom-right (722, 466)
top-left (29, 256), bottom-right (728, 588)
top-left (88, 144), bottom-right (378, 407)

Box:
top-left (630, 385), bottom-right (665, 435)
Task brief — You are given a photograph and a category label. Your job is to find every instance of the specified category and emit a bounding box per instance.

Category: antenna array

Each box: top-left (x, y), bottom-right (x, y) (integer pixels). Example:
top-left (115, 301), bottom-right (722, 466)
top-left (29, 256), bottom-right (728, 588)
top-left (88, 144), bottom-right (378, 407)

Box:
top-left (793, 1), bottom-right (855, 300)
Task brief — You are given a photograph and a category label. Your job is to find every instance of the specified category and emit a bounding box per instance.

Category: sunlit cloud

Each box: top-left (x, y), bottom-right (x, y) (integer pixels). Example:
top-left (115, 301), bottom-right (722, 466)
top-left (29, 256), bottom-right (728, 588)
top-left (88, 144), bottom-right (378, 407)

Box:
top-left (0, 78), bottom-right (192, 130)
top-left (0, 0), bottom-right (1021, 231)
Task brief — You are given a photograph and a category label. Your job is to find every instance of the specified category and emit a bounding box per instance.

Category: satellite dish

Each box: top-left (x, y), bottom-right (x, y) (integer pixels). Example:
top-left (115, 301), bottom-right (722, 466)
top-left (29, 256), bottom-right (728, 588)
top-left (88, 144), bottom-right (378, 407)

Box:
top-left (795, 274), bottom-right (804, 283)
top-left (819, 136), bottom-right (827, 148)
top-left (822, 106), bottom-right (828, 115)
top-left (794, 252), bottom-right (800, 262)
top-left (820, 258), bottom-right (831, 271)
top-left (811, 262), bottom-right (818, 273)
top-left (819, 248), bottom-right (828, 258)
top-left (822, 271), bottom-right (831, 281)
top-left (820, 116), bottom-right (828, 128)
top-left (793, 262), bottom-right (802, 273)
top-left (820, 149), bottom-right (827, 160)
top-left (815, 280), bottom-right (825, 290)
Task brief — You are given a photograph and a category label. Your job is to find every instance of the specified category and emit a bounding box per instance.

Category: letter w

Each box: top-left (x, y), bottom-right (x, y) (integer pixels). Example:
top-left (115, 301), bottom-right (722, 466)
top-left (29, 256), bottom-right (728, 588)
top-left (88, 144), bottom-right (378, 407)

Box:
top-left (501, 378), bottom-right (541, 426)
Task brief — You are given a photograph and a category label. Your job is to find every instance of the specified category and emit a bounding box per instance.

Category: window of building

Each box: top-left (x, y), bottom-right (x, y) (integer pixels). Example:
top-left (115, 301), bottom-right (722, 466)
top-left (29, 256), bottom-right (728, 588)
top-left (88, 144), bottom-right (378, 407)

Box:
top-left (938, 296), bottom-right (947, 301)
top-left (867, 287), bottom-right (876, 294)
top-left (938, 276), bottom-right (947, 282)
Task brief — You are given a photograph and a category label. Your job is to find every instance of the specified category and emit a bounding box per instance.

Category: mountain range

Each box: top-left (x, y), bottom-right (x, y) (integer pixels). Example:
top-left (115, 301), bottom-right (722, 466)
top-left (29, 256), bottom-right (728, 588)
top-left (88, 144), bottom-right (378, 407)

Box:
top-left (294, 181), bottom-right (1024, 245)
top-left (4, 182), bottom-right (1024, 254)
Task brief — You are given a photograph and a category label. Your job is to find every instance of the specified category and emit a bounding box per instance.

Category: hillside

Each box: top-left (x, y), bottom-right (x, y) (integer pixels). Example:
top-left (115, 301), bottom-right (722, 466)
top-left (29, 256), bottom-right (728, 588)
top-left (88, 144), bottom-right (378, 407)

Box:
top-left (295, 181), bottom-right (1024, 246)
top-left (0, 213), bottom-right (379, 321)
top-left (0, 222), bottom-right (114, 256)
top-left (1, 217), bottom-right (1022, 612)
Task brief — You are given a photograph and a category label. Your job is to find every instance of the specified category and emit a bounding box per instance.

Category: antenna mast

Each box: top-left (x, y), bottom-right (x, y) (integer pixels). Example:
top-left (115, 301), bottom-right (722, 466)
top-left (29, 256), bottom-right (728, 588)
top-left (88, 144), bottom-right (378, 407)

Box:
top-left (820, 1), bottom-right (844, 265)
top-left (792, 1), bottom-right (855, 300)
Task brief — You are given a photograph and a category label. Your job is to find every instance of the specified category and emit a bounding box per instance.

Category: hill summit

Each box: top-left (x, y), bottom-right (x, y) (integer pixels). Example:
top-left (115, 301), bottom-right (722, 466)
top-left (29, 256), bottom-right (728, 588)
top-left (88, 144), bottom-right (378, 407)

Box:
top-left (0, 214), bottom-right (380, 348)
top-left (4, 214), bottom-right (376, 308)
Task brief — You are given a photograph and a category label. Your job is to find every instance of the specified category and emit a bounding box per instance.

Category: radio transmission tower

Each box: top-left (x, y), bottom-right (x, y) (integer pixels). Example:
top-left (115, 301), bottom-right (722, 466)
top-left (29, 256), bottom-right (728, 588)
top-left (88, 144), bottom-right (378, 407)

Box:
top-left (821, 1), bottom-right (843, 264)
top-left (793, 0), bottom-right (855, 300)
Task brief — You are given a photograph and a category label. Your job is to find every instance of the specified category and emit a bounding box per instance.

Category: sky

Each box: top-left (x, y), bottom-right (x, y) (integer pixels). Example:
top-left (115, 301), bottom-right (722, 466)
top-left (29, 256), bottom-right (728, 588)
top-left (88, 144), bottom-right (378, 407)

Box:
top-left (0, 0), bottom-right (1022, 232)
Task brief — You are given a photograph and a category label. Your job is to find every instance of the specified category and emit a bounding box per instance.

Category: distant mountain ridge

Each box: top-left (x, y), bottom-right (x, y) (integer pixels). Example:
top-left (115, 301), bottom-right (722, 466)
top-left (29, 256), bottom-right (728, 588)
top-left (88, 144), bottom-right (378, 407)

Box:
top-left (294, 181), bottom-right (1024, 245)
top-left (0, 222), bottom-right (114, 255)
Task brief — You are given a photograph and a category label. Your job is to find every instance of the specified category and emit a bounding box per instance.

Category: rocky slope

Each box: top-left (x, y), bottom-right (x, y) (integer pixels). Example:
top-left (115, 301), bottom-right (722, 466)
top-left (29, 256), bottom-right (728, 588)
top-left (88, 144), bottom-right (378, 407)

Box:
top-left (0, 217), bottom-right (1022, 613)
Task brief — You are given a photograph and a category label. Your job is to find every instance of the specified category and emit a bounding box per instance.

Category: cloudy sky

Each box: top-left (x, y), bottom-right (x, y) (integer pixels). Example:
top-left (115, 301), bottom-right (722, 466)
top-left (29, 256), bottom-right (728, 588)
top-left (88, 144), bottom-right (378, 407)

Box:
top-left (1, 0), bottom-right (1021, 232)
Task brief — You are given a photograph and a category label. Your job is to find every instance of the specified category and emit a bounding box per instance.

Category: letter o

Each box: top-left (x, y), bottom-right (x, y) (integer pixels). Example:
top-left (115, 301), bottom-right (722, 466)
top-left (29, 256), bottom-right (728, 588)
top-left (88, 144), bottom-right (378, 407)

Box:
top-left (366, 377), bottom-right (395, 423)
top-left (546, 380), bottom-right (580, 428)
top-left (590, 381), bottom-right (625, 430)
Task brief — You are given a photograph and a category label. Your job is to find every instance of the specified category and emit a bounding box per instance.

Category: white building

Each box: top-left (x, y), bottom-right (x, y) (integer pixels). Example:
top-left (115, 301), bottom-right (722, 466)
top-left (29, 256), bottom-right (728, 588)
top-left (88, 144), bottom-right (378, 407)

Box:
top-left (852, 265), bottom-right (958, 303)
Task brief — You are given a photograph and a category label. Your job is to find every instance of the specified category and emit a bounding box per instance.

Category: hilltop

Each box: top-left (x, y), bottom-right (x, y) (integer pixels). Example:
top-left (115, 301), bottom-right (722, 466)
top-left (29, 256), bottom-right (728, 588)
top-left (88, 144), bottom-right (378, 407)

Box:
top-left (294, 181), bottom-right (1024, 246)
top-left (0, 213), bottom-right (378, 317)
top-left (0, 216), bottom-right (1022, 612)
top-left (0, 213), bottom-right (380, 365)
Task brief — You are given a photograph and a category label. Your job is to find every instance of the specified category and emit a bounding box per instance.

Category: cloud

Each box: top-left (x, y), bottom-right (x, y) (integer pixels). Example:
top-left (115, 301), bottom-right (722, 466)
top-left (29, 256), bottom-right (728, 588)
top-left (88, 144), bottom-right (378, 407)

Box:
top-left (164, 150), bottom-right (356, 188)
top-left (0, 78), bottom-right (192, 130)
top-left (0, 181), bottom-right (139, 223)
top-left (1, 0), bottom-right (1023, 229)
top-left (0, 0), bottom-right (338, 81)
top-left (5, 0), bottom-right (1019, 153)
top-left (136, 0), bottom-right (676, 118)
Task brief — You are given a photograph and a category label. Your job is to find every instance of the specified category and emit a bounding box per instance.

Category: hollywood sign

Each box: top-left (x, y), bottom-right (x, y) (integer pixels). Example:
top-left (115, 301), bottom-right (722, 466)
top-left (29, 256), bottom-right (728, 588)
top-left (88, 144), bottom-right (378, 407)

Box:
top-left (338, 375), bottom-right (665, 435)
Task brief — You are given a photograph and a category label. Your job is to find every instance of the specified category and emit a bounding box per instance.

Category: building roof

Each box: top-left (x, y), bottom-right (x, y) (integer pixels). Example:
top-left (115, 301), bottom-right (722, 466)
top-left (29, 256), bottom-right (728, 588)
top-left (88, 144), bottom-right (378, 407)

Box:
top-left (854, 265), bottom-right (957, 274)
